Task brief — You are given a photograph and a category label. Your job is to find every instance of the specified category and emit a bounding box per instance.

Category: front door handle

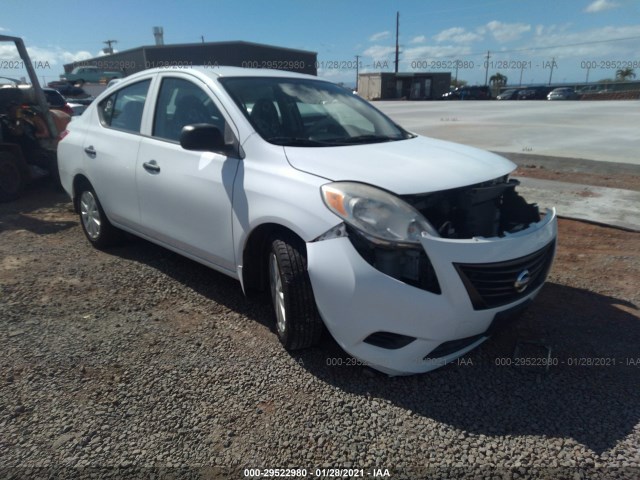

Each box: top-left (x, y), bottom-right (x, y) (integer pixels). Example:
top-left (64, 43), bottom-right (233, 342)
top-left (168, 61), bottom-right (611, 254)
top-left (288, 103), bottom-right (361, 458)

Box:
top-left (142, 160), bottom-right (161, 174)
top-left (84, 146), bottom-right (96, 157)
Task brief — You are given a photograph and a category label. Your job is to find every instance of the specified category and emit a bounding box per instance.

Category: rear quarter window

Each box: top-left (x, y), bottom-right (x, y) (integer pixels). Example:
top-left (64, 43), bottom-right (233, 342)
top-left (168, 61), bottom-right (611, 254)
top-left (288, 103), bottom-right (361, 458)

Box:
top-left (98, 80), bottom-right (151, 133)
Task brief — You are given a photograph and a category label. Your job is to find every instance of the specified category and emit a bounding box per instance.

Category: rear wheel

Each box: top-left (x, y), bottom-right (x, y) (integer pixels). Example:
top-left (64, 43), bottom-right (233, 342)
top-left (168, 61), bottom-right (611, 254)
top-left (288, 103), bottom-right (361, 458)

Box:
top-left (268, 233), bottom-right (324, 350)
top-left (77, 185), bottom-right (120, 248)
top-left (0, 152), bottom-right (25, 203)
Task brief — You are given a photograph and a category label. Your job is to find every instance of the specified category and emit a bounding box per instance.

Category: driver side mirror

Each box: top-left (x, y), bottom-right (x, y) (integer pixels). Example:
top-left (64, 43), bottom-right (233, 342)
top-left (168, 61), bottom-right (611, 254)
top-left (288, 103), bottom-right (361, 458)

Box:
top-left (180, 123), bottom-right (233, 155)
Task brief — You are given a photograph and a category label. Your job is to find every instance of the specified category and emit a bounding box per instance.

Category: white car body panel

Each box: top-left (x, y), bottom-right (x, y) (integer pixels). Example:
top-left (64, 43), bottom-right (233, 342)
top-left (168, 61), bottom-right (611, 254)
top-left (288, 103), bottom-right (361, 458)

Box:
top-left (135, 139), bottom-right (240, 271)
top-left (284, 136), bottom-right (515, 194)
top-left (57, 66), bottom-right (558, 376)
top-left (307, 209), bottom-right (557, 375)
top-left (81, 105), bottom-right (143, 228)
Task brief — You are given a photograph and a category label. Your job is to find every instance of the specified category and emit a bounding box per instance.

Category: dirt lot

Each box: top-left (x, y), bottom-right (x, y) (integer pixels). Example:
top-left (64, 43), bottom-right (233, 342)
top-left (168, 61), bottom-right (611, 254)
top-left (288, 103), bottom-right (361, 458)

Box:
top-left (1, 169), bottom-right (639, 479)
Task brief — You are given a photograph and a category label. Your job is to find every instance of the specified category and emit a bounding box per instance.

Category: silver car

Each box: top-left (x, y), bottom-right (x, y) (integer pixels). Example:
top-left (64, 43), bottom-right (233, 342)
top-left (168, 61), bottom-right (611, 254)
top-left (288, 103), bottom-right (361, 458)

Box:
top-left (547, 88), bottom-right (579, 100)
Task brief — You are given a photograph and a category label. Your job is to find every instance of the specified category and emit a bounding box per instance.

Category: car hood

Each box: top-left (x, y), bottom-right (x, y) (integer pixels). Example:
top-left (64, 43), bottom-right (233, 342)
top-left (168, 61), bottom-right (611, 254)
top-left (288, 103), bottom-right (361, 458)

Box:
top-left (283, 135), bottom-right (516, 194)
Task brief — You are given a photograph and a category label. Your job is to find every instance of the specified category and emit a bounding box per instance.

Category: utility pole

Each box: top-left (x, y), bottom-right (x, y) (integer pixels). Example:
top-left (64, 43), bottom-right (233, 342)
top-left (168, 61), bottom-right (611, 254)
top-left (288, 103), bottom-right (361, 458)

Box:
top-left (355, 55), bottom-right (360, 92)
top-left (454, 60), bottom-right (459, 86)
top-left (201, 35), bottom-right (205, 43)
top-left (548, 57), bottom-right (555, 85)
top-left (103, 39), bottom-right (117, 55)
top-left (394, 11), bottom-right (400, 74)
top-left (484, 51), bottom-right (490, 85)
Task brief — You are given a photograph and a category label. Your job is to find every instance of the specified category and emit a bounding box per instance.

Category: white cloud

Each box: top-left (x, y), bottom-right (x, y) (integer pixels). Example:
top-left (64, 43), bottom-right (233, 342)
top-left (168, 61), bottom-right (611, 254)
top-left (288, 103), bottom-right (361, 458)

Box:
top-left (363, 45), bottom-right (395, 62)
top-left (97, 49), bottom-right (119, 57)
top-left (0, 27), bottom-right (9, 32)
top-left (25, 46), bottom-right (93, 66)
top-left (0, 44), bottom-right (94, 81)
top-left (434, 27), bottom-right (483, 44)
top-left (410, 35), bottom-right (427, 44)
top-left (485, 21), bottom-right (531, 42)
top-left (585, 0), bottom-right (619, 13)
top-left (527, 24), bottom-right (640, 58)
top-left (402, 44), bottom-right (472, 63)
top-left (369, 31), bottom-right (390, 42)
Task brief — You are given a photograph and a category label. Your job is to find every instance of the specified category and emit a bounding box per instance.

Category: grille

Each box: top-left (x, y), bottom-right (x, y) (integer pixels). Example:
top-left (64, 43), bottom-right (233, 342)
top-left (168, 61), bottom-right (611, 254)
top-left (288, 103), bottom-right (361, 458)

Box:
top-left (454, 241), bottom-right (555, 310)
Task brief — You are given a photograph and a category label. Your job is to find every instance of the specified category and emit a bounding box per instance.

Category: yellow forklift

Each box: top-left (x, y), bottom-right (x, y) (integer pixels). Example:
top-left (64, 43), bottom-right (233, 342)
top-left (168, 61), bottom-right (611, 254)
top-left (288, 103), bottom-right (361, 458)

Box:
top-left (0, 34), bottom-right (70, 202)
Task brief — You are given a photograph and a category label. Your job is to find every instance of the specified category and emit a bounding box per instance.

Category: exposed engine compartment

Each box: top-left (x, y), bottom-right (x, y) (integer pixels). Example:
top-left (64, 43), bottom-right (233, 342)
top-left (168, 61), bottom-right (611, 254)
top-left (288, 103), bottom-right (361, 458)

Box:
top-left (402, 176), bottom-right (541, 239)
top-left (345, 176), bottom-right (542, 294)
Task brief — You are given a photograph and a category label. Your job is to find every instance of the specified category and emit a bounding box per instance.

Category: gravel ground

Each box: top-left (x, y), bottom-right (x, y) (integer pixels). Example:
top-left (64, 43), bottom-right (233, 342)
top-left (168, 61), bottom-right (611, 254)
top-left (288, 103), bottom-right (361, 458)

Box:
top-left (1, 180), bottom-right (639, 480)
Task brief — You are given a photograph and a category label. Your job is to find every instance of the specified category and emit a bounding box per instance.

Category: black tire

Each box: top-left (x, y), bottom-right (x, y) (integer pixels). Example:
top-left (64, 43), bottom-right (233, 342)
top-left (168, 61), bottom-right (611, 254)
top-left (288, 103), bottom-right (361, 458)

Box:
top-left (268, 233), bottom-right (324, 350)
top-left (76, 184), bottom-right (120, 249)
top-left (0, 152), bottom-right (25, 203)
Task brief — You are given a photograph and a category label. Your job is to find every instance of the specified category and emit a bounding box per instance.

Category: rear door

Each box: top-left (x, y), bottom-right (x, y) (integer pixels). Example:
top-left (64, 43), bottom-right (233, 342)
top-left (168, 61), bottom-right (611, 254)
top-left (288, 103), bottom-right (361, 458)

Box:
top-left (82, 78), bottom-right (152, 228)
top-left (135, 74), bottom-right (240, 272)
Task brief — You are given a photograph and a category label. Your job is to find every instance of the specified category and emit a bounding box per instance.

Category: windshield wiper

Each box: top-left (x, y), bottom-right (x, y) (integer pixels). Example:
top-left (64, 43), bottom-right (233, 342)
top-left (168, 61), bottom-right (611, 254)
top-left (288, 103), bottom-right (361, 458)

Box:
top-left (267, 136), bottom-right (330, 147)
top-left (333, 135), bottom-right (399, 145)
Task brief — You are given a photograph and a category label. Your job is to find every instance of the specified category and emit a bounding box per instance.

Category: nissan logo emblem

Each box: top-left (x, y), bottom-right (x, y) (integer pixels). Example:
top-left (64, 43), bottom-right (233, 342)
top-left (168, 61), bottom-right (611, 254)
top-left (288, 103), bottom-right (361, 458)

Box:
top-left (514, 270), bottom-right (531, 293)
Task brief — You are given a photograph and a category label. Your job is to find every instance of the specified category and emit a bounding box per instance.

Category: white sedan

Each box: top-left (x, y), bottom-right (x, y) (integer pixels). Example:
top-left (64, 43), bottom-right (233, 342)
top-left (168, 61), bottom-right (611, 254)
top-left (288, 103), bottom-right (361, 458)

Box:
top-left (57, 66), bottom-right (557, 375)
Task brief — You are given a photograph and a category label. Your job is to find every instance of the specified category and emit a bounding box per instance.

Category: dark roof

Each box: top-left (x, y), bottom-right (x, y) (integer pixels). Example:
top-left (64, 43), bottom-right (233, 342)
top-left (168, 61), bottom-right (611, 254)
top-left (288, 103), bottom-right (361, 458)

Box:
top-left (85, 40), bottom-right (317, 60)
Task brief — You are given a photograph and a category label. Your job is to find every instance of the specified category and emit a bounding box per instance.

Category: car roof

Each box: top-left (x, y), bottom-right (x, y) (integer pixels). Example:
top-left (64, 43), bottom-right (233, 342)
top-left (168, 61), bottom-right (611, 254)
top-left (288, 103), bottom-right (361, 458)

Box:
top-left (121, 66), bottom-right (320, 83)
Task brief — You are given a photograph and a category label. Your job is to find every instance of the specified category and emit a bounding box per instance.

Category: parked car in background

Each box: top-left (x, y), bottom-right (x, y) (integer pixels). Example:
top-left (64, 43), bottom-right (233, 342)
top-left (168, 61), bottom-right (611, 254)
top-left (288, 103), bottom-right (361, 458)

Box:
top-left (496, 89), bottom-right (521, 100)
top-left (67, 102), bottom-right (88, 116)
top-left (547, 87), bottom-right (579, 100)
top-left (60, 66), bottom-right (123, 85)
top-left (57, 66), bottom-right (556, 375)
top-left (441, 85), bottom-right (492, 100)
top-left (576, 85), bottom-right (609, 95)
top-left (517, 86), bottom-right (553, 100)
top-left (47, 81), bottom-right (86, 97)
top-left (42, 88), bottom-right (75, 116)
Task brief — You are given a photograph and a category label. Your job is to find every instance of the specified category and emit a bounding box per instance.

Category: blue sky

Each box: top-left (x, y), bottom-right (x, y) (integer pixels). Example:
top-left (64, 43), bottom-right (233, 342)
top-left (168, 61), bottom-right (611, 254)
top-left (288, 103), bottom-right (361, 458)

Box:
top-left (1, 0), bottom-right (639, 87)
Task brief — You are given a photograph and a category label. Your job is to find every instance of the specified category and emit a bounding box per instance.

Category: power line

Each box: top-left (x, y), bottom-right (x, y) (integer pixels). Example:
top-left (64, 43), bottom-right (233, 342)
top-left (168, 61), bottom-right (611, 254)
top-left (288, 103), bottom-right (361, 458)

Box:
top-left (363, 34), bottom-right (640, 62)
top-left (483, 35), bottom-right (640, 56)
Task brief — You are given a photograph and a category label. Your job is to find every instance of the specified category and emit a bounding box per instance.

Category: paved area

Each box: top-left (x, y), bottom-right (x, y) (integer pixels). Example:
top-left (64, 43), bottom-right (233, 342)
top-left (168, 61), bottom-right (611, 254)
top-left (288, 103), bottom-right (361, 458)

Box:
top-left (514, 177), bottom-right (640, 232)
top-left (377, 100), bottom-right (640, 231)
top-left (375, 100), bottom-right (640, 165)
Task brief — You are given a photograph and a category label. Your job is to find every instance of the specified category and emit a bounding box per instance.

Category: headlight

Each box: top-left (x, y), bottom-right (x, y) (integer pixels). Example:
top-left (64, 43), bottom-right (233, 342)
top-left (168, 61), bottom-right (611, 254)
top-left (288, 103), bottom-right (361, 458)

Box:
top-left (321, 182), bottom-right (439, 245)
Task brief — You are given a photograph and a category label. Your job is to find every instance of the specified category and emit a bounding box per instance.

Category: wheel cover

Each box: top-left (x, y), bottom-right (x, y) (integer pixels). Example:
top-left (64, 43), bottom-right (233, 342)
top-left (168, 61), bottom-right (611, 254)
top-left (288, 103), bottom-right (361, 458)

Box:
top-left (80, 191), bottom-right (101, 240)
top-left (269, 252), bottom-right (287, 336)
top-left (0, 160), bottom-right (20, 195)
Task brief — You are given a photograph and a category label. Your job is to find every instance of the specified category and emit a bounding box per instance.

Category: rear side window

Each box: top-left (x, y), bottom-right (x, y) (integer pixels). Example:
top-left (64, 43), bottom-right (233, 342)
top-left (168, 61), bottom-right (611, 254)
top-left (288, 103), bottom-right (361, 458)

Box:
top-left (98, 80), bottom-right (150, 133)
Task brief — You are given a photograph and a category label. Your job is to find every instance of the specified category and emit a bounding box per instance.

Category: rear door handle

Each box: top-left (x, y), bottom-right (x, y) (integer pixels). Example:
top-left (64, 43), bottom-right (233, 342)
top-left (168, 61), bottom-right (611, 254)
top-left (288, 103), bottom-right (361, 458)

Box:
top-left (84, 146), bottom-right (96, 157)
top-left (142, 160), bottom-right (161, 174)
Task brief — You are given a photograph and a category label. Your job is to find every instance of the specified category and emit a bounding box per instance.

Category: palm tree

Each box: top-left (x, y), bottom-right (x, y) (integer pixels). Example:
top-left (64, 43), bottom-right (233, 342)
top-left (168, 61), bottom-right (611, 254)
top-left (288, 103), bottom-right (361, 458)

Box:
top-left (489, 72), bottom-right (508, 95)
top-left (616, 68), bottom-right (636, 81)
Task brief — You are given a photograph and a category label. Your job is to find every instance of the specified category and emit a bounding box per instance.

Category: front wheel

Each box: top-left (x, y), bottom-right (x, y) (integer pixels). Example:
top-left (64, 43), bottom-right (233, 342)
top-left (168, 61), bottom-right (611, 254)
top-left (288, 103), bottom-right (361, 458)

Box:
top-left (268, 234), bottom-right (324, 350)
top-left (77, 186), bottom-right (120, 248)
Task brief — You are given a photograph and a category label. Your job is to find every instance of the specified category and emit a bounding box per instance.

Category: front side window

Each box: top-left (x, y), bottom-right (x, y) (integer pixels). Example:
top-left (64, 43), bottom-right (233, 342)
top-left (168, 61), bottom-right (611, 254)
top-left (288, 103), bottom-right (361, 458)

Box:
top-left (220, 77), bottom-right (412, 147)
top-left (153, 77), bottom-right (226, 142)
top-left (98, 80), bottom-right (150, 133)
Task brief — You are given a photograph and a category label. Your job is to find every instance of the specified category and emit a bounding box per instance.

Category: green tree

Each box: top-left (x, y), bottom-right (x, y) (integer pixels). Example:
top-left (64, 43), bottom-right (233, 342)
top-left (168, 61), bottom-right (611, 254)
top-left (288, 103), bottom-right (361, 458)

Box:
top-left (489, 72), bottom-right (508, 86)
top-left (616, 68), bottom-right (636, 81)
top-left (489, 72), bottom-right (508, 95)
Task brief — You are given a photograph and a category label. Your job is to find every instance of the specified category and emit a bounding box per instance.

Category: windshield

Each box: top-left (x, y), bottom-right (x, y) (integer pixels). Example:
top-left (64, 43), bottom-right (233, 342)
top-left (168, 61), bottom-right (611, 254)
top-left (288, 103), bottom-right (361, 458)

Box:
top-left (220, 77), bottom-right (412, 146)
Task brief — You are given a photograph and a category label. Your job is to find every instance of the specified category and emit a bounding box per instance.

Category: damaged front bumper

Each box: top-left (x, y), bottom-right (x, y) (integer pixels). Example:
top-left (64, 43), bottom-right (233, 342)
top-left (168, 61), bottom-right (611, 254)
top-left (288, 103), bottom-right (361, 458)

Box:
top-left (306, 208), bottom-right (557, 376)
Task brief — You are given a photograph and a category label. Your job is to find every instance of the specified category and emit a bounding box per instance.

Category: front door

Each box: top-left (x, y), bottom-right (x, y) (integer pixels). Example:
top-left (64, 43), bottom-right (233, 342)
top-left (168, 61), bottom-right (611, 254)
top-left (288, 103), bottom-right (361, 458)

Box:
top-left (135, 75), bottom-right (240, 272)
